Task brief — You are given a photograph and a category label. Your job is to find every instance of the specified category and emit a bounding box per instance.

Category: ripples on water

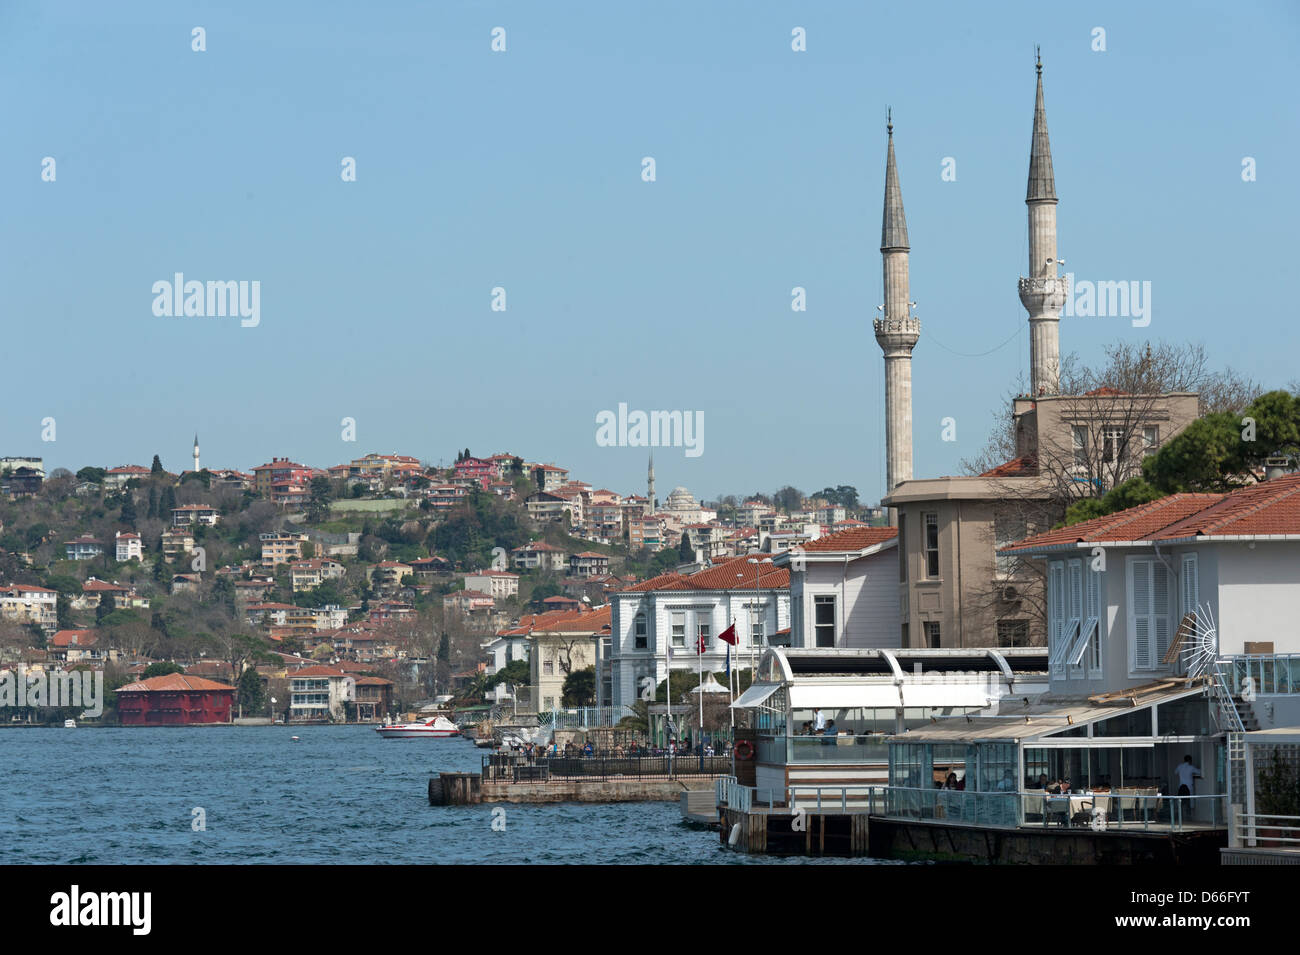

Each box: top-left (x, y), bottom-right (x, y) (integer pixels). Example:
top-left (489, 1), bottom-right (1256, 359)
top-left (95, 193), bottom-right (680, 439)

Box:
top-left (0, 726), bottom-right (891, 865)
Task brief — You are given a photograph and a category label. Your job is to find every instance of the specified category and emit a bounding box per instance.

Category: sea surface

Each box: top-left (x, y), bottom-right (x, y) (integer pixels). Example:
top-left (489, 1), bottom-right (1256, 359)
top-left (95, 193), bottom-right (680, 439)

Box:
top-left (0, 726), bottom-right (892, 865)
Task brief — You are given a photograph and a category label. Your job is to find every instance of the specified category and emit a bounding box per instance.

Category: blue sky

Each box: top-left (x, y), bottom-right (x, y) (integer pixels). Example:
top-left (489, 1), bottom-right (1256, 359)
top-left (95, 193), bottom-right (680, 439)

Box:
top-left (2, 1), bottom-right (1297, 503)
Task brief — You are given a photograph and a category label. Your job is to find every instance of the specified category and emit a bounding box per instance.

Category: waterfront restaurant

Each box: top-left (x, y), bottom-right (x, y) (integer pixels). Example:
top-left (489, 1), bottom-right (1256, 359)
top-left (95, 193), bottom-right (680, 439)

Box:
top-left (731, 647), bottom-right (1048, 807)
top-left (883, 679), bottom-right (1226, 828)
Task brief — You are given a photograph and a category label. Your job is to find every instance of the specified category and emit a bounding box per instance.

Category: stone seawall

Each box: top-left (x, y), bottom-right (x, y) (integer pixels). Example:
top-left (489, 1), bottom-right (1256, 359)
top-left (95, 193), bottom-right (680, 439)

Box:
top-left (867, 817), bottom-right (1228, 864)
top-left (430, 772), bottom-right (719, 805)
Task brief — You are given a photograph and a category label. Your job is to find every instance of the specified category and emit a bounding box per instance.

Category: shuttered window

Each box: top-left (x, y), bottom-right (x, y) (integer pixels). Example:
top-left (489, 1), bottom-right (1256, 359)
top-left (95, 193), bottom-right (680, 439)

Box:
top-left (1047, 561), bottom-right (1066, 671)
top-left (1129, 558), bottom-right (1172, 671)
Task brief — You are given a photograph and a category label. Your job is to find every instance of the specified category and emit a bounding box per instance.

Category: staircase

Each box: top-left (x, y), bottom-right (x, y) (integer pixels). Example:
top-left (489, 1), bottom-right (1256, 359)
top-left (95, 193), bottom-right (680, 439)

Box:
top-left (1232, 695), bottom-right (1261, 732)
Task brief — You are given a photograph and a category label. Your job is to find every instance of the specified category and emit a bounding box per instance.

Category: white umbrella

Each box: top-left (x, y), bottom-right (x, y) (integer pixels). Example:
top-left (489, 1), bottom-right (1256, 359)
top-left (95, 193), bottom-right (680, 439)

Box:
top-left (690, 673), bottom-right (729, 695)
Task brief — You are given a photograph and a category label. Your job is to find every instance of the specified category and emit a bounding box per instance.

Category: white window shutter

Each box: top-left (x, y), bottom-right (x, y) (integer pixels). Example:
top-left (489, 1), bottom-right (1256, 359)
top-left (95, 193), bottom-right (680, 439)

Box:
top-left (1131, 559), bottom-right (1151, 670)
top-left (1153, 561), bottom-right (1171, 662)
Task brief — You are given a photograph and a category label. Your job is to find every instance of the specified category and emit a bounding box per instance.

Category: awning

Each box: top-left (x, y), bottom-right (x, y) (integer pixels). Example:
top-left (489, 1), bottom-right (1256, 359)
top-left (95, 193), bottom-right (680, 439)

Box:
top-left (731, 682), bottom-right (781, 709)
top-left (789, 684), bottom-right (903, 709)
top-left (900, 684), bottom-right (997, 708)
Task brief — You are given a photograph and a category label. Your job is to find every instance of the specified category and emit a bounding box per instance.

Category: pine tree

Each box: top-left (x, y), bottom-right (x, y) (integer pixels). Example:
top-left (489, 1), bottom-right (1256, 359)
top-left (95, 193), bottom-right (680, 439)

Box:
top-left (147, 486), bottom-right (158, 519)
top-left (120, 492), bottom-right (137, 525)
top-left (151, 455), bottom-right (163, 475)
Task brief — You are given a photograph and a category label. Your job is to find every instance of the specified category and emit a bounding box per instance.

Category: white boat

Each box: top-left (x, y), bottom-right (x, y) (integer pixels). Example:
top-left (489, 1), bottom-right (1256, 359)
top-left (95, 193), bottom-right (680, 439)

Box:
top-left (374, 716), bottom-right (460, 739)
top-left (64, 719), bottom-right (76, 729)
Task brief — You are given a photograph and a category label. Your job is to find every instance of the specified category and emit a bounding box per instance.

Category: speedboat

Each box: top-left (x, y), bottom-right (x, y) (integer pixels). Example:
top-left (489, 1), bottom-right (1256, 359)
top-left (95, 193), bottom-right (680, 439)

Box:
top-left (374, 715), bottom-right (460, 739)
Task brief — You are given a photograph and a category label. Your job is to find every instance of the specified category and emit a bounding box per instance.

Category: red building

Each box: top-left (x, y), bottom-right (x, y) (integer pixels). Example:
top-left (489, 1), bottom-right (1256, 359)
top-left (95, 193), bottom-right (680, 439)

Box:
top-left (116, 673), bottom-right (235, 725)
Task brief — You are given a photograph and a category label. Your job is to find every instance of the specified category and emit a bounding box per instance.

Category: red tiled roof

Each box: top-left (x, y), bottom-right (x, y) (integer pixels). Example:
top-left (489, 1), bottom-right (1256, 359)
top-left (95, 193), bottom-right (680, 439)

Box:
top-left (799, 526), bottom-right (898, 553)
top-left (50, 630), bottom-right (97, 647)
top-left (624, 555), bottom-right (790, 592)
top-left (1148, 474), bottom-right (1300, 540)
top-left (290, 665), bottom-right (349, 677)
top-left (118, 674), bottom-right (235, 693)
top-left (82, 579), bottom-right (129, 592)
top-left (980, 455), bottom-right (1039, 478)
top-left (1005, 493), bottom-right (1221, 551)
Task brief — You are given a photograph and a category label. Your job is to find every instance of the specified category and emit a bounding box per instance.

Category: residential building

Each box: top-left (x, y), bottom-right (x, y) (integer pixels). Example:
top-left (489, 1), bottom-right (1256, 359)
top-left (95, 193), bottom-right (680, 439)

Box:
top-left (288, 666), bottom-right (355, 721)
top-left (171, 505), bottom-right (220, 526)
top-left (526, 491), bottom-right (578, 525)
top-left (629, 516), bottom-right (666, 552)
top-left (772, 526), bottom-right (901, 649)
top-left (443, 590), bottom-right (496, 617)
top-left (0, 584), bottom-right (58, 632)
top-left (64, 535), bottom-right (104, 561)
top-left (463, 570), bottom-right (519, 600)
top-left (511, 541), bottom-right (568, 572)
top-left (290, 558), bottom-right (346, 593)
top-left (569, 551), bottom-right (610, 577)
top-left (251, 458), bottom-right (312, 498)
top-left (102, 465), bottom-right (151, 488)
top-left (521, 605), bottom-right (608, 712)
top-left (353, 676), bottom-right (394, 720)
top-left (531, 464), bottom-right (569, 492)
top-left (48, 630), bottom-right (118, 664)
top-left (371, 561), bottom-right (413, 592)
top-left (114, 531), bottom-right (143, 562)
top-left (117, 674), bottom-right (235, 725)
top-left (260, 533), bottom-right (309, 568)
top-left (605, 556), bottom-right (792, 711)
top-left (161, 528), bottom-right (197, 561)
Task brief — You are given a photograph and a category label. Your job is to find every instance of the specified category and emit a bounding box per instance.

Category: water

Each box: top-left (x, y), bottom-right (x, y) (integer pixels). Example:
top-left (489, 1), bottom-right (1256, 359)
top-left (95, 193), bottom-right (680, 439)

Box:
top-left (0, 726), bottom-right (885, 864)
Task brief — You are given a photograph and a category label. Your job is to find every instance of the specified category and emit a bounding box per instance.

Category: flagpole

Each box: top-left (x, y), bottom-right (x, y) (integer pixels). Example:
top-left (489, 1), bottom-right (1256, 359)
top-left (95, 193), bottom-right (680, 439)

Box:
top-left (698, 629), bottom-right (704, 752)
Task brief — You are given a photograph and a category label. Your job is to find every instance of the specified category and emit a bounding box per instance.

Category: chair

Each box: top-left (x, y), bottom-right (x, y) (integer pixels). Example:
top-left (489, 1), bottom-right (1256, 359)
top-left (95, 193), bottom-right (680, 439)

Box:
top-left (1024, 791), bottom-right (1047, 825)
top-left (1091, 794), bottom-right (1111, 826)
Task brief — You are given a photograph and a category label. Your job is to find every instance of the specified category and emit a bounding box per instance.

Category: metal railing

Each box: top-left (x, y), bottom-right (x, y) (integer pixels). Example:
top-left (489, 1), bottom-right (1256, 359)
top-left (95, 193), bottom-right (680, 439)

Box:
top-left (1223, 654), bottom-right (1300, 696)
top-left (1233, 812), bottom-right (1300, 849)
top-left (714, 778), bottom-right (1226, 832)
top-left (482, 753), bottom-right (731, 782)
top-left (536, 705), bottom-right (636, 729)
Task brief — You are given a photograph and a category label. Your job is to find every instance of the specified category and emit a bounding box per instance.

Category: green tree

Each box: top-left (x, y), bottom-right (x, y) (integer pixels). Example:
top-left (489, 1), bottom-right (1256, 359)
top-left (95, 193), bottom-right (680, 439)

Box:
top-left (307, 476), bottom-right (333, 524)
top-left (76, 466), bottom-right (106, 484)
top-left (56, 594), bottom-right (74, 629)
top-left (678, 531), bottom-right (693, 561)
top-left (1065, 389), bottom-right (1300, 524)
top-left (487, 658), bottom-right (530, 689)
top-left (151, 455), bottom-right (163, 475)
top-left (561, 666), bottom-right (596, 707)
top-left (238, 667), bottom-right (266, 714)
top-left (147, 485), bottom-right (158, 519)
top-left (120, 492), bottom-right (138, 525)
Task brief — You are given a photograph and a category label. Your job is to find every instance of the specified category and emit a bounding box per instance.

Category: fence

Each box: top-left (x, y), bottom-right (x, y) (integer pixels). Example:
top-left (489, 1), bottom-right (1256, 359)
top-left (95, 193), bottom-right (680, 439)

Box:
top-left (482, 753), bottom-right (732, 783)
top-left (715, 777), bottom-right (1226, 832)
top-left (536, 706), bottom-right (636, 730)
top-left (1231, 811), bottom-right (1300, 849)
top-left (1223, 654), bottom-right (1300, 696)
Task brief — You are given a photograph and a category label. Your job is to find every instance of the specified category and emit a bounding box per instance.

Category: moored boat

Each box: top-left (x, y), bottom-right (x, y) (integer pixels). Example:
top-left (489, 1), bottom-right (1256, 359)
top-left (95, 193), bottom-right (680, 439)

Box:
top-left (374, 715), bottom-right (460, 739)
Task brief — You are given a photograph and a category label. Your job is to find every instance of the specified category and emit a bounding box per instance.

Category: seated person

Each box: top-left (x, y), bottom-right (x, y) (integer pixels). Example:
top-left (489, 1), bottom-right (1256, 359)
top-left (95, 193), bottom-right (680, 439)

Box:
top-left (821, 719), bottom-right (837, 744)
top-left (1037, 774), bottom-right (1051, 790)
top-left (996, 769), bottom-right (1017, 792)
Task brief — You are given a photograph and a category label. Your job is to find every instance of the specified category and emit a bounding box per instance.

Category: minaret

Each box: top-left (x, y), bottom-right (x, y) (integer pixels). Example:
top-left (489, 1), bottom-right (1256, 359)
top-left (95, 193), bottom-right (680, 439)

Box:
top-left (645, 452), bottom-right (655, 516)
top-left (1018, 50), bottom-right (1067, 396)
top-left (192, 434), bottom-right (200, 473)
top-left (873, 111), bottom-right (920, 522)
